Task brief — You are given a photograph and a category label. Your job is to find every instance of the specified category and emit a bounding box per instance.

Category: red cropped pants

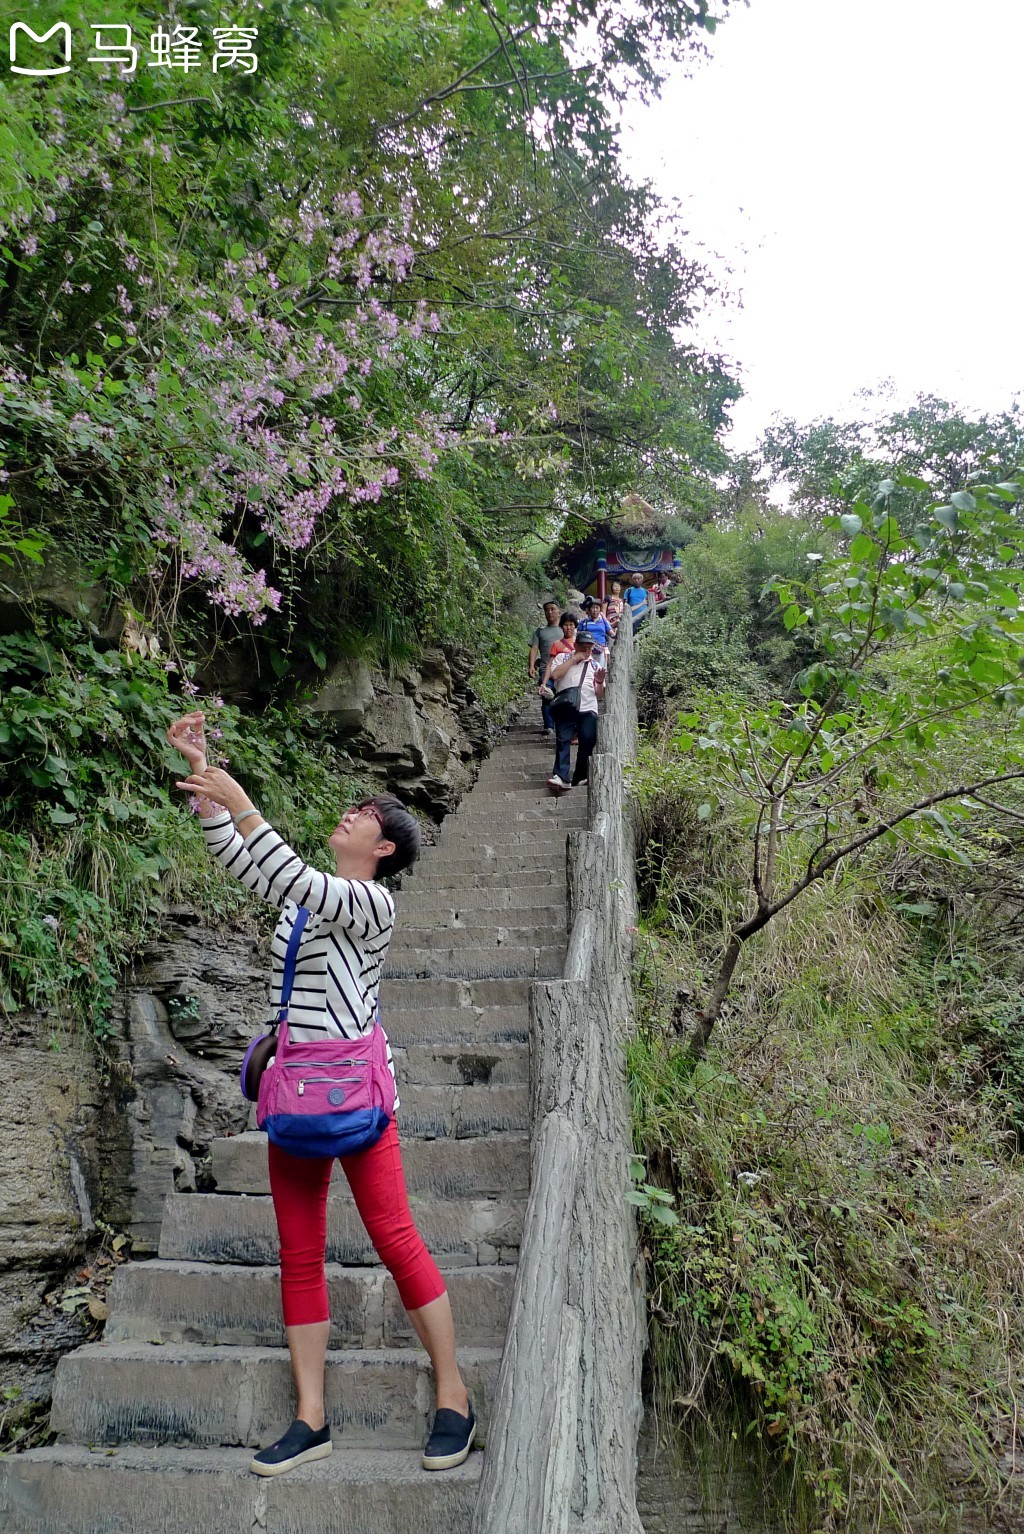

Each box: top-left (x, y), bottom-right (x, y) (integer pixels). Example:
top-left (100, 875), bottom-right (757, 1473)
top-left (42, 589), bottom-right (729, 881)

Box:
top-left (267, 1118), bottom-right (446, 1327)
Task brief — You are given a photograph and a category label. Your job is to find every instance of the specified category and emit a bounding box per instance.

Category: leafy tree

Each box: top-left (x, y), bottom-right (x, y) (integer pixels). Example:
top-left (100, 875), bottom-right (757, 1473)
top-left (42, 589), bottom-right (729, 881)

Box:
top-left (759, 395), bottom-right (1024, 515)
top-left (1, 0), bottom-right (738, 677)
top-left (660, 474), bottom-right (1024, 1056)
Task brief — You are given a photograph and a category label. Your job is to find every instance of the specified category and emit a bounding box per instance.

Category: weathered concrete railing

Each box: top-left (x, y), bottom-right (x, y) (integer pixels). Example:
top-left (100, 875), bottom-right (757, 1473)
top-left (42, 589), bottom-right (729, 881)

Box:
top-left (473, 622), bottom-right (645, 1534)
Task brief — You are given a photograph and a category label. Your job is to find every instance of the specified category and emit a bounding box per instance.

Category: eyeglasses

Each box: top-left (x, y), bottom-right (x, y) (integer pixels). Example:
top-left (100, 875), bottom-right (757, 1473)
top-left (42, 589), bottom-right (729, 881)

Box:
top-left (342, 803), bottom-right (385, 833)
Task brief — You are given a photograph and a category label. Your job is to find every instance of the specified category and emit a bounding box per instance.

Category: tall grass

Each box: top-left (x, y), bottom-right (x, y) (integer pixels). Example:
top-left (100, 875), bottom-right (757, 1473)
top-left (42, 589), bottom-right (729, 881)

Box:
top-left (630, 750), bottom-right (1024, 1532)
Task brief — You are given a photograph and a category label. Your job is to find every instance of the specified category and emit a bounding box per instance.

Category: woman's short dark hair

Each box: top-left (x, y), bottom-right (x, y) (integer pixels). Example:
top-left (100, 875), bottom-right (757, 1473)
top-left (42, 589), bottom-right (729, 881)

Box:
top-left (559, 611), bottom-right (579, 626)
top-left (363, 794), bottom-right (420, 878)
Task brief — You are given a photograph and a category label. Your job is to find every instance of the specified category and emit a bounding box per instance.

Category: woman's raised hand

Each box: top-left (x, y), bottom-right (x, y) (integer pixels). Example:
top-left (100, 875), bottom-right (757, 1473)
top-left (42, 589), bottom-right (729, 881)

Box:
top-left (166, 711), bottom-right (208, 772)
top-left (174, 765), bottom-right (254, 821)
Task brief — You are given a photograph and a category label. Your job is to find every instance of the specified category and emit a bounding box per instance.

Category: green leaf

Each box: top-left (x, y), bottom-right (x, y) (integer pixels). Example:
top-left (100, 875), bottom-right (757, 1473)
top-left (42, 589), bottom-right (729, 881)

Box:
top-left (934, 506), bottom-right (959, 532)
top-left (696, 803), bottom-right (712, 820)
top-left (896, 473), bottom-right (932, 494)
top-left (950, 490), bottom-right (976, 512)
top-left (648, 1202), bottom-right (679, 1227)
top-left (47, 808), bottom-right (77, 825)
top-left (840, 513), bottom-right (863, 537)
top-left (229, 243), bottom-right (246, 260)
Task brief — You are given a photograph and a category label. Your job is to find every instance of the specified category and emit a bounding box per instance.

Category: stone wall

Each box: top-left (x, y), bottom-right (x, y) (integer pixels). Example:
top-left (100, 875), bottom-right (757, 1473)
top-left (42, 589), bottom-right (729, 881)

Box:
top-left (0, 1019), bottom-right (123, 1419)
top-left (474, 621), bottom-right (647, 1534)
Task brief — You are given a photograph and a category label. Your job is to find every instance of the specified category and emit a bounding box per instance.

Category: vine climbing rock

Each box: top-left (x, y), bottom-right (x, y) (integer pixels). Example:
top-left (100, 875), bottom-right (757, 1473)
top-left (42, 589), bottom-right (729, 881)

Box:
top-left (0, 717), bottom-right (584, 1532)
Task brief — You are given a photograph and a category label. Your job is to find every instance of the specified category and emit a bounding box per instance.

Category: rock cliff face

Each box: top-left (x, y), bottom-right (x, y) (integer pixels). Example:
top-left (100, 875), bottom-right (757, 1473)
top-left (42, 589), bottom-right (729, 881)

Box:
top-left (305, 644), bottom-right (493, 815)
top-left (0, 1020), bottom-right (118, 1416)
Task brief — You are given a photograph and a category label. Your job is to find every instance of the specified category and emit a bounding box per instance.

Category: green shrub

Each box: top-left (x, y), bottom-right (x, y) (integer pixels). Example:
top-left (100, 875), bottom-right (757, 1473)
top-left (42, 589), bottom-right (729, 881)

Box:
top-left (0, 623), bottom-right (373, 1037)
top-left (628, 732), bottom-right (1024, 1532)
top-left (635, 607), bottom-right (768, 720)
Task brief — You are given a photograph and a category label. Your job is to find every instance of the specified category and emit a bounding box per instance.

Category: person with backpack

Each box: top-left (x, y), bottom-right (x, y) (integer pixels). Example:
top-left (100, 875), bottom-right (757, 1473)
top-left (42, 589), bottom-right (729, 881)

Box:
top-left (166, 711), bottom-right (476, 1478)
top-left (539, 630), bottom-right (605, 793)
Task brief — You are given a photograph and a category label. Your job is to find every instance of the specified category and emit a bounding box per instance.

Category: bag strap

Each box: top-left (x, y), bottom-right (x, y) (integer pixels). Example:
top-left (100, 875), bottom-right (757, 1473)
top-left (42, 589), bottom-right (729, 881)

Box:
top-left (277, 906), bottom-right (310, 1024)
top-left (554, 658), bottom-right (588, 692)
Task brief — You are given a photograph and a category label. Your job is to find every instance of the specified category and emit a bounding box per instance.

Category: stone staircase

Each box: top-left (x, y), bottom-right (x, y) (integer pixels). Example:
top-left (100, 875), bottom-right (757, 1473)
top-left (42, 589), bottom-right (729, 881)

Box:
top-left (0, 716), bottom-right (587, 1532)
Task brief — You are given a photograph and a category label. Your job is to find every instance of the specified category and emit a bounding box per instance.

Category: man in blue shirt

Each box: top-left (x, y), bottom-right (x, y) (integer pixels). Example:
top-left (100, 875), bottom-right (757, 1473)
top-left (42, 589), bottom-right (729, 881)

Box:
top-left (578, 598), bottom-right (613, 669)
top-left (623, 574), bottom-right (651, 631)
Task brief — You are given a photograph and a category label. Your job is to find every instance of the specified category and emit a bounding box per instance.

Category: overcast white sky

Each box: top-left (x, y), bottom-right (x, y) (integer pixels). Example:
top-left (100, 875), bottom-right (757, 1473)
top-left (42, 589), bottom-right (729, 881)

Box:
top-left (621, 0), bottom-right (1024, 450)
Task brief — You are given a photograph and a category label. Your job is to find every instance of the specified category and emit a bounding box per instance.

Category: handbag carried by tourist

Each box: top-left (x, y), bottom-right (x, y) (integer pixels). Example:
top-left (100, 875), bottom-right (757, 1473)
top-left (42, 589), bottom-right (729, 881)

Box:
top-left (242, 907), bottom-right (396, 1158)
top-left (548, 658), bottom-right (588, 719)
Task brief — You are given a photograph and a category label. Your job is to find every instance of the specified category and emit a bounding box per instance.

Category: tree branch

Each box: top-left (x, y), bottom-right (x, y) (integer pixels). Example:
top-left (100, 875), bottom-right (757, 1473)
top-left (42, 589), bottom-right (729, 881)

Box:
top-left (127, 97), bottom-right (211, 114)
top-left (375, 26), bottom-right (535, 135)
top-left (683, 768), bottom-right (1024, 1059)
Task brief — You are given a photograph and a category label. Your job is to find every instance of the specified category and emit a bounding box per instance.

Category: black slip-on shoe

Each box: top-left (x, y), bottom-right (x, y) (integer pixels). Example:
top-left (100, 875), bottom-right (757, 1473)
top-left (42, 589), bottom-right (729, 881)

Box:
top-left (422, 1400), bottom-right (476, 1471)
top-left (250, 1418), bottom-right (333, 1477)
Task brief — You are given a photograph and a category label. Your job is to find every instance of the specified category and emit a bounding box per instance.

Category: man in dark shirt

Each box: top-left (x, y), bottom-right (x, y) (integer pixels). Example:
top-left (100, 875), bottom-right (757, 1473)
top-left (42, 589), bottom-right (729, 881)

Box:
top-left (528, 600), bottom-right (564, 735)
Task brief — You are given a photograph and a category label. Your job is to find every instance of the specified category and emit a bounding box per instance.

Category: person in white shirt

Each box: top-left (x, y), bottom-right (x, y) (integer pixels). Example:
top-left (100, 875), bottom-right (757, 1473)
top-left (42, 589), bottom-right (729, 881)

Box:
top-left (166, 712), bottom-right (477, 1478)
top-left (540, 631), bottom-right (605, 793)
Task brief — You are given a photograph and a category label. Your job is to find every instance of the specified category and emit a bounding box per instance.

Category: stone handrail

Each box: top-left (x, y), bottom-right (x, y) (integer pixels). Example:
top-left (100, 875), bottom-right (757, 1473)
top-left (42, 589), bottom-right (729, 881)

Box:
top-left (473, 622), bottom-right (645, 1534)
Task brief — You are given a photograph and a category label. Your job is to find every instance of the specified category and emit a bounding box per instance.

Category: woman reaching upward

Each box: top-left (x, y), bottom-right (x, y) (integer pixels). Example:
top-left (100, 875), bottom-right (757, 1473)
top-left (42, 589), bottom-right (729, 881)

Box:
top-left (166, 710), bottom-right (476, 1478)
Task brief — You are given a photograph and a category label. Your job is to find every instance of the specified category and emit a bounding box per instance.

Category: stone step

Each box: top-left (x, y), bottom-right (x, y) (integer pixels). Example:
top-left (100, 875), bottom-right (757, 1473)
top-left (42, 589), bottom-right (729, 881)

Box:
top-left (416, 839), bottom-right (562, 860)
top-left (392, 1041), bottom-right (528, 1086)
top-left (381, 978), bottom-right (533, 1010)
top-left (0, 1444), bottom-right (481, 1534)
top-left (393, 922), bottom-right (561, 950)
top-left (445, 798), bottom-right (588, 818)
top-left (397, 1083), bottom-right (530, 1138)
top-left (400, 866), bottom-right (563, 892)
top-left (478, 744), bottom-right (553, 758)
top-left (246, 1085), bottom-right (528, 1139)
top-left (397, 889), bottom-right (565, 915)
top-left (384, 944), bottom-right (564, 979)
top-left (410, 850), bottom-right (557, 874)
top-left (160, 1191), bottom-right (524, 1267)
top-left (471, 765), bottom-right (557, 780)
top-left (384, 1007), bottom-right (528, 1047)
top-left (464, 782), bottom-right (580, 800)
top-left (435, 825), bottom-right (581, 847)
top-left (50, 1341), bottom-right (500, 1449)
top-left (210, 1130), bottom-right (530, 1199)
top-left (107, 1260), bottom-right (514, 1350)
top-left (435, 826), bottom-right (576, 847)
top-left (445, 797), bottom-right (587, 818)
top-left (250, 1081), bottom-right (529, 1138)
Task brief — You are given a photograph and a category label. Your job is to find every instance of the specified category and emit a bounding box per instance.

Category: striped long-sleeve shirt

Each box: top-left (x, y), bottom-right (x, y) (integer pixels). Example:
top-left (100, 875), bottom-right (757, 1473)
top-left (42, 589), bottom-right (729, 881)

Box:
top-left (200, 811), bottom-right (399, 1104)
